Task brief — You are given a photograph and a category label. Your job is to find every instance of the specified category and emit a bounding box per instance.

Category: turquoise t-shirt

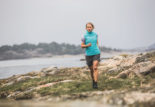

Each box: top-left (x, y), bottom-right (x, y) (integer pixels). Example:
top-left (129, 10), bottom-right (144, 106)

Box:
top-left (81, 31), bottom-right (101, 56)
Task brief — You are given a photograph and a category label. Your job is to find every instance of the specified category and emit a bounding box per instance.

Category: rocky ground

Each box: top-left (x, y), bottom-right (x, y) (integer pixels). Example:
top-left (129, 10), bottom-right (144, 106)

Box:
top-left (0, 51), bottom-right (155, 107)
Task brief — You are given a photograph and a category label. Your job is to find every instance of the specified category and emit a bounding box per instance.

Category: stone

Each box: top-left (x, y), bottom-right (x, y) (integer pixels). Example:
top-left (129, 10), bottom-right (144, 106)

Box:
top-left (16, 76), bottom-right (32, 82)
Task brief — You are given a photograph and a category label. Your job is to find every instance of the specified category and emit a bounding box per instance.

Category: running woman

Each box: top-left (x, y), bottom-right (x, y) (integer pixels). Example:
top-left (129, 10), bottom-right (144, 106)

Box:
top-left (81, 22), bottom-right (101, 89)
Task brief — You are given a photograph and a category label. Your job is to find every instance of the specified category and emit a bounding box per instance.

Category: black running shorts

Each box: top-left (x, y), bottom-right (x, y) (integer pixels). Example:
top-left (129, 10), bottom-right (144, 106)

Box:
top-left (85, 54), bottom-right (100, 67)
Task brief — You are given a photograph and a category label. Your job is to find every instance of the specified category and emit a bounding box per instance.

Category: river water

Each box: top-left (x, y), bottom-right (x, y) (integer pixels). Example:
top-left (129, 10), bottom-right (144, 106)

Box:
top-left (0, 55), bottom-right (89, 79)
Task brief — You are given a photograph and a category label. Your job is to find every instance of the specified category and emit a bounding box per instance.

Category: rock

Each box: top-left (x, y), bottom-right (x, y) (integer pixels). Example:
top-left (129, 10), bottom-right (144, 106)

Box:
top-left (40, 66), bottom-right (58, 76)
top-left (107, 67), bottom-right (118, 73)
top-left (116, 61), bottom-right (155, 78)
top-left (46, 70), bottom-right (57, 76)
top-left (35, 80), bottom-right (74, 90)
top-left (26, 71), bottom-right (40, 76)
top-left (7, 91), bottom-right (21, 98)
top-left (14, 92), bottom-right (33, 100)
top-left (120, 55), bottom-right (137, 67)
top-left (116, 72), bottom-right (129, 79)
top-left (135, 56), bottom-right (147, 63)
top-left (16, 76), bottom-right (32, 82)
top-left (99, 54), bottom-right (136, 71)
top-left (41, 66), bottom-right (58, 72)
top-left (112, 55), bottom-right (124, 60)
top-left (137, 62), bottom-right (155, 75)
top-left (3, 81), bottom-right (15, 87)
top-left (38, 72), bottom-right (46, 77)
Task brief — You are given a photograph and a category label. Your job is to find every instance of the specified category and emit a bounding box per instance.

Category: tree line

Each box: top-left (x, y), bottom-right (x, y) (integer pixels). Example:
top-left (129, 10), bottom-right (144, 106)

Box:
top-left (0, 42), bottom-right (121, 60)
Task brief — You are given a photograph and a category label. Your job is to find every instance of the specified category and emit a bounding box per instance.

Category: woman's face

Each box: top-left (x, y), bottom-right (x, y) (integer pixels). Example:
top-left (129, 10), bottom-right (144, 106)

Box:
top-left (86, 24), bottom-right (93, 32)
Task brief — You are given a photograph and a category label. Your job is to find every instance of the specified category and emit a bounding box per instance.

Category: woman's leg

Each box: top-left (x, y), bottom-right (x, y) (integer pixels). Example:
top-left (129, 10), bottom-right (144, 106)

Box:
top-left (88, 65), bottom-right (94, 81)
top-left (93, 60), bottom-right (99, 82)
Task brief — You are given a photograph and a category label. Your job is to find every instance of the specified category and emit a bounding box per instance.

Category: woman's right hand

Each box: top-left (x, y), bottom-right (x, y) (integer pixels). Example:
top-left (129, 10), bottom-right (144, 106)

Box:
top-left (87, 43), bottom-right (91, 47)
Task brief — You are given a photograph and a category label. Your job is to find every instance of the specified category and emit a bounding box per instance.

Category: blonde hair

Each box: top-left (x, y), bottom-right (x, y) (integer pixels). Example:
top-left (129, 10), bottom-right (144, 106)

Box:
top-left (86, 22), bottom-right (95, 29)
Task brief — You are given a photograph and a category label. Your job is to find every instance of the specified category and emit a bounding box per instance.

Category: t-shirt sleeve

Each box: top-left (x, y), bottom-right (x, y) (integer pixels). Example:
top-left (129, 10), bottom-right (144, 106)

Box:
top-left (81, 35), bottom-right (85, 43)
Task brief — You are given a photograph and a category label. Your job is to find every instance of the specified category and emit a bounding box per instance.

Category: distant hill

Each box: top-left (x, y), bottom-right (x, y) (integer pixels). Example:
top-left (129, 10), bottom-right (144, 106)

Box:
top-left (124, 43), bottom-right (155, 52)
top-left (147, 43), bottom-right (155, 51)
top-left (0, 42), bottom-right (121, 60)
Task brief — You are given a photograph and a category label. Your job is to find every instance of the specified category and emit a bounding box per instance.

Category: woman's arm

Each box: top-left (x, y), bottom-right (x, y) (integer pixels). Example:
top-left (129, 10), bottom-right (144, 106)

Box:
top-left (81, 35), bottom-right (91, 48)
top-left (97, 40), bottom-right (99, 47)
top-left (81, 42), bottom-right (91, 48)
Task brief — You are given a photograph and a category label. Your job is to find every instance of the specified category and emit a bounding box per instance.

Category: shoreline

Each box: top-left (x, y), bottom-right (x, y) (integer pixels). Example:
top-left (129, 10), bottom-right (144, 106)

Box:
top-left (0, 50), bottom-right (143, 61)
top-left (0, 51), bottom-right (144, 80)
top-left (0, 50), bottom-right (155, 107)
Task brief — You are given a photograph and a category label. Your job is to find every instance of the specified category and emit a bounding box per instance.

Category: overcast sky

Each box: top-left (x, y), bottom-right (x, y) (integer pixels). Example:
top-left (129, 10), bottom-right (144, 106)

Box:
top-left (0, 0), bottom-right (155, 49)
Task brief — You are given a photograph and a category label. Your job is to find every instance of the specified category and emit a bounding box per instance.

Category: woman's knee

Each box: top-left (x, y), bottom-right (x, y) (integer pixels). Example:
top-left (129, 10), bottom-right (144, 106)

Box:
top-left (93, 66), bottom-right (97, 71)
top-left (93, 60), bottom-right (99, 70)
